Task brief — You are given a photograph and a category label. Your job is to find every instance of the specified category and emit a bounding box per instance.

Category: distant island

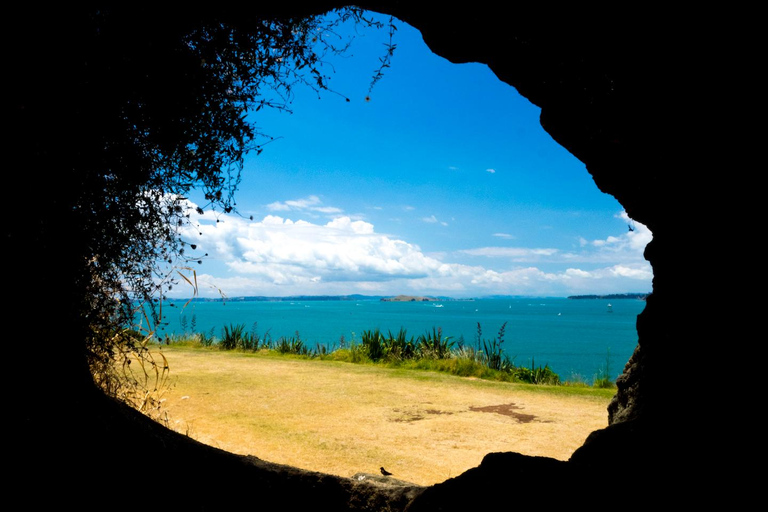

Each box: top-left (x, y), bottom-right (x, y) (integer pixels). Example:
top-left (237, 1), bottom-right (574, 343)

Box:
top-left (380, 295), bottom-right (439, 302)
top-left (567, 293), bottom-right (649, 300)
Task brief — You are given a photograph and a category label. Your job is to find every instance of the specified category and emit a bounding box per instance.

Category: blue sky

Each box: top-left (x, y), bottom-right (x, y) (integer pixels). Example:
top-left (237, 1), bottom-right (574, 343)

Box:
top-left (171, 11), bottom-right (652, 299)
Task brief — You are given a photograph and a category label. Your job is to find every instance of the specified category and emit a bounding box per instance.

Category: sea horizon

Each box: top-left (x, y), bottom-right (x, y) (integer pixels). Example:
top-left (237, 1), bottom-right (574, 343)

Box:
top-left (161, 292), bottom-right (650, 302)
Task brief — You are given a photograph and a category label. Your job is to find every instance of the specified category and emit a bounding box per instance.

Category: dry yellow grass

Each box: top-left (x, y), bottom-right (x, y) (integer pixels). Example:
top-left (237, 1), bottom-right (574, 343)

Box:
top-left (157, 346), bottom-right (613, 486)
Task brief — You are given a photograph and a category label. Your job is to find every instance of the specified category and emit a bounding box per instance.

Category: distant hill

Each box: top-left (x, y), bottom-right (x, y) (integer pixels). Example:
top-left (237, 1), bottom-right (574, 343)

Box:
top-left (169, 295), bottom-right (386, 302)
top-left (567, 293), bottom-right (649, 300)
top-left (168, 294), bottom-right (459, 303)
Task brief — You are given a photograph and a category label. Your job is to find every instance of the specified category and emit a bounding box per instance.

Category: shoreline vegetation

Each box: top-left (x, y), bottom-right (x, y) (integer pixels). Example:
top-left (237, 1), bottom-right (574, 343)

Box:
top-left (146, 320), bottom-right (617, 388)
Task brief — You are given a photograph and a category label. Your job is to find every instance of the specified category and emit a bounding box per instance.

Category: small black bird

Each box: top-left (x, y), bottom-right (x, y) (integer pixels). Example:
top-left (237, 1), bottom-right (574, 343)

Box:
top-left (380, 467), bottom-right (393, 476)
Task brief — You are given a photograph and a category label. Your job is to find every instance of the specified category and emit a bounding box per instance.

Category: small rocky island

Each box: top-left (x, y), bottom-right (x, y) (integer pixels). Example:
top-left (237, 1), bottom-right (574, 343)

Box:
top-left (381, 295), bottom-right (438, 302)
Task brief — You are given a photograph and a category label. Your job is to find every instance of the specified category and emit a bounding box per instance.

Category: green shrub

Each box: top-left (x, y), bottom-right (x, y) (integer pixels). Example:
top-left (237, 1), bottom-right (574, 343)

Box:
top-left (313, 343), bottom-right (339, 359)
top-left (194, 321), bottom-right (572, 386)
top-left (361, 329), bottom-right (387, 361)
top-left (452, 357), bottom-right (479, 377)
top-left (475, 322), bottom-right (514, 372)
top-left (220, 323), bottom-right (247, 350)
top-left (593, 375), bottom-right (615, 388)
top-left (274, 336), bottom-right (292, 354)
top-left (592, 348), bottom-right (616, 388)
top-left (348, 342), bottom-right (369, 363)
top-left (513, 359), bottom-right (561, 385)
top-left (385, 328), bottom-right (417, 361)
top-left (261, 329), bottom-right (273, 350)
top-left (197, 329), bottom-right (216, 347)
top-left (275, 332), bottom-right (310, 355)
top-left (219, 322), bottom-right (264, 351)
top-left (417, 327), bottom-right (453, 359)
top-left (453, 342), bottom-right (479, 363)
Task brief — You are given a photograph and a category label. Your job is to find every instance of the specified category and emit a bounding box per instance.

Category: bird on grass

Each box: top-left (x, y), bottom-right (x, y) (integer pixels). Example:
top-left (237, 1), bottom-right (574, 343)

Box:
top-left (380, 467), bottom-right (393, 476)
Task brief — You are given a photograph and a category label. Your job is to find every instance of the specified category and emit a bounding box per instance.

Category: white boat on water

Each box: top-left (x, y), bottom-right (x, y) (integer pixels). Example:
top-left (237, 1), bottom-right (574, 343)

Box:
top-left (607, 303), bottom-right (613, 312)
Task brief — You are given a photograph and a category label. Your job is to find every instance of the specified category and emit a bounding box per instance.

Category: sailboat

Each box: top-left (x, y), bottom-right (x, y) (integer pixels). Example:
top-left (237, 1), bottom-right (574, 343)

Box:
top-left (607, 303), bottom-right (613, 313)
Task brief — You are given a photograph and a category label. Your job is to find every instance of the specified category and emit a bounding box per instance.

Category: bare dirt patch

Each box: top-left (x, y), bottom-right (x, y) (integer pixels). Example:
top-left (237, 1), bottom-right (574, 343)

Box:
top-left (468, 403), bottom-right (549, 424)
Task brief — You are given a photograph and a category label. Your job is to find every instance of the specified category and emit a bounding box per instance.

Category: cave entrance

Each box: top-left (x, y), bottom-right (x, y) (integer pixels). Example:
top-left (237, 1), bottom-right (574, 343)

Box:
top-left (144, 10), bottom-right (651, 487)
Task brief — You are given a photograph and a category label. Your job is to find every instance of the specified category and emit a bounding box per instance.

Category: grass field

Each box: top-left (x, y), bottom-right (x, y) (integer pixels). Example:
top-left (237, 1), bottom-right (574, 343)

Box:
top-left (153, 346), bottom-right (614, 486)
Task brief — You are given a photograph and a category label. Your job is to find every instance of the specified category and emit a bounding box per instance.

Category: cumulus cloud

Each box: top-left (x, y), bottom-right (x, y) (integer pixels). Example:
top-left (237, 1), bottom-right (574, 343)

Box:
top-left (608, 264), bottom-right (653, 279)
top-left (564, 268), bottom-right (592, 278)
top-left (266, 195), bottom-right (342, 215)
top-left (554, 264), bottom-right (654, 291)
top-left (183, 211), bottom-right (448, 286)
top-left (585, 212), bottom-right (652, 255)
top-left (486, 168), bottom-right (496, 174)
top-left (170, 202), bottom-right (653, 298)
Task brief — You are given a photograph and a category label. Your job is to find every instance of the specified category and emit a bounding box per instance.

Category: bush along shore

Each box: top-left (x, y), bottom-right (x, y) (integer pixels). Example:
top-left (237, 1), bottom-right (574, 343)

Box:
top-left (149, 321), bottom-right (616, 388)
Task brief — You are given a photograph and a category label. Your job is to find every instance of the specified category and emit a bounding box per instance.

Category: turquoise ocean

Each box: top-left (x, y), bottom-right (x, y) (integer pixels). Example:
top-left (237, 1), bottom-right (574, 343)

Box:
top-left (151, 297), bottom-right (645, 382)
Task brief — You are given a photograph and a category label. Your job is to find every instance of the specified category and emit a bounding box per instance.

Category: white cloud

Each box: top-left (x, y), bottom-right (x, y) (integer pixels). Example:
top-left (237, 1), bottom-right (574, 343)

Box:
top-left (458, 213), bottom-right (651, 269)
top-left (422, 215), bottom-right (448, 226)
top-left (609, 264), bottom-right (653, 279)
top-left (486, 168), bottom-right (496, 174)
top-left (184, 211), bottom-right (446, 286)
top-left (266, 195), bottom-right (342, 215)
top-left (312, 206), bottom-right (344, 214)
top-left (556, 264), bottom-right (653, 287)
top-left (285, 196), bottom-right (321, 209)
top-left (493, 233), bottom-right (515, 240)
top-left (460, 247), bottom-right (559, 260)
top-left (266, 201), bottom-right (291, 211)
top-left (564, 268), bottom-right (592, 278)
top-left (586, 212), bottom-right (652, 255)
top-left (169, 202), bottom-right (653, 298)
